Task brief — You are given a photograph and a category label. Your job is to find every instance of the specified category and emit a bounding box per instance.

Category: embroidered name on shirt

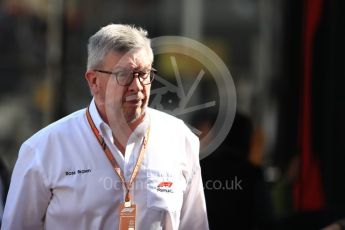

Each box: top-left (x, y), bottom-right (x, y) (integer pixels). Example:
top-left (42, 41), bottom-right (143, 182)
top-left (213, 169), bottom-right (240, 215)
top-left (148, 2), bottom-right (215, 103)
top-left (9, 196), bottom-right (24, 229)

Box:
top-left (156, 181), bottom-right (173, 193)
top-left (65, 169), bottom-right (92, 176)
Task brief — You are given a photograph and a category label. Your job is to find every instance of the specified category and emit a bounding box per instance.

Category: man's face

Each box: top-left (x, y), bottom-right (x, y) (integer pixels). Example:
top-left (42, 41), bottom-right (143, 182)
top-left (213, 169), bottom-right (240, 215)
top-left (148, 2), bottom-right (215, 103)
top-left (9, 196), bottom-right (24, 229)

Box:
top-left (96, 48), bottom-right (153, 124)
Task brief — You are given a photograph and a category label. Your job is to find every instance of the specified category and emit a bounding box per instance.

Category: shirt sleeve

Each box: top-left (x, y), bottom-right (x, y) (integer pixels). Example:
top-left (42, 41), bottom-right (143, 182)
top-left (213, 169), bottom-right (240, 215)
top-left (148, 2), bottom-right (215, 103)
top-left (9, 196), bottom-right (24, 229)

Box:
top-left (179, 126), bottom-right (209, 230)
top-left (0, 178), bottom-right (4, 224)
top-left (1, 143), bottom-right (51, 230)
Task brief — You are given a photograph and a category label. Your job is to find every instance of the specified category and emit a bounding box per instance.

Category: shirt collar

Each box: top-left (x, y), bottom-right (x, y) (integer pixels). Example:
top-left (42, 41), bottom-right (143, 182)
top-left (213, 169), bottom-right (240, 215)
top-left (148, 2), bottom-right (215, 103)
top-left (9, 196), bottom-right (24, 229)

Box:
top-left (88, 98), bottom-right (106, 133)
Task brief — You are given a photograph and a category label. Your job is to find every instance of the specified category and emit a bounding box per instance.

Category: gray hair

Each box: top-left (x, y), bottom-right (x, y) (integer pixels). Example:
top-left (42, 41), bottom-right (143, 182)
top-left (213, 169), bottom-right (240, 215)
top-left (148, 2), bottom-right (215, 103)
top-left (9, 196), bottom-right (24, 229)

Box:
top-left (87, 24), bottom-right (153, 70)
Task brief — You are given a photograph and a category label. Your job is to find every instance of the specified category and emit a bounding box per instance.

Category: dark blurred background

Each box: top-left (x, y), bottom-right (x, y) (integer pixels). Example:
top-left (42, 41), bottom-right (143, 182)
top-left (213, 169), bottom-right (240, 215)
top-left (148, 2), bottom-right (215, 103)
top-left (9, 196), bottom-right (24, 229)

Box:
top-left (0, 0), bottom-right (344, 229)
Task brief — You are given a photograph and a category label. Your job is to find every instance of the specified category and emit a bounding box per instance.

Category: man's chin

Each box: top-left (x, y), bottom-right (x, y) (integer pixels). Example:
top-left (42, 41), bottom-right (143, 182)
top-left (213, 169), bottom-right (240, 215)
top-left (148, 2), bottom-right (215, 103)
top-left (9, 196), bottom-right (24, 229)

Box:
top-left (125, 109), bottom-right (145, 124)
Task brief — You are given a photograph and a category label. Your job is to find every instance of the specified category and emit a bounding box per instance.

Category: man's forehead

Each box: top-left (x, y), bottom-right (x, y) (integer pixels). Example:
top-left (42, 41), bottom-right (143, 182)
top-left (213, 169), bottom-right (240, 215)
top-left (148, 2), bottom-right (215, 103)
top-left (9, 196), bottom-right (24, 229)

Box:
top-left (112, 48), bottom-right (152, 69)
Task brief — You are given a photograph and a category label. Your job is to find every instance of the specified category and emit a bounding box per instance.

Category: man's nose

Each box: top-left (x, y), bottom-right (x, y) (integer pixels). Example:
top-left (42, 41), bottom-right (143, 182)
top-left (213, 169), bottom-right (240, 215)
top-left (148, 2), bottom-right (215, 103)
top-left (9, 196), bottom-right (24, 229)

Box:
top-left (128, 73), bottom-right (143, 91)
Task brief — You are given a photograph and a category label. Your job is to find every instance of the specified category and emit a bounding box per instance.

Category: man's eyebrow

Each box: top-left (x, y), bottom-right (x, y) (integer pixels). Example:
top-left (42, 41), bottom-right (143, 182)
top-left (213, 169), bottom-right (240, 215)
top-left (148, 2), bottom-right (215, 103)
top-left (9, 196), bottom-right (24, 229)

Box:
top-left (134, 65), bottom-right (152, 71)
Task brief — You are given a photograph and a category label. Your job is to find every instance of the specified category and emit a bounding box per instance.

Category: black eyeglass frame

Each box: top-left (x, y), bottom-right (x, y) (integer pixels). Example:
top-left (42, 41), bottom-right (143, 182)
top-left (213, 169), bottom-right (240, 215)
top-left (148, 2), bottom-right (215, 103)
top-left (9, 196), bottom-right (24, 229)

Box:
top-left (94, 68), bottom-right (157, 86)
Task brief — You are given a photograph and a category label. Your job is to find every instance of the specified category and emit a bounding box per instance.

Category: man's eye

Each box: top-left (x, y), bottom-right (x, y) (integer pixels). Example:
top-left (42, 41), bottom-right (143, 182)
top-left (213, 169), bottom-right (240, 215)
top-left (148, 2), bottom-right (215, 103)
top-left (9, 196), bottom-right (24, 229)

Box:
top-left (117, 71), bottom-right (129, 78)
top-left (139, 72), bottom-right (149, 78)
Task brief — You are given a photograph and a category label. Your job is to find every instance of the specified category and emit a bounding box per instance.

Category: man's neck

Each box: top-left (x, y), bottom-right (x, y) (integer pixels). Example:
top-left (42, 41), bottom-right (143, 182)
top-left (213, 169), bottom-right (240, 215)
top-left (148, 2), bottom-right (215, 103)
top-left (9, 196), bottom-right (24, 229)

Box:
top-left (112, 113), bottom-right (146, 155)
top-left (95, 102), bottom-right (146, 155)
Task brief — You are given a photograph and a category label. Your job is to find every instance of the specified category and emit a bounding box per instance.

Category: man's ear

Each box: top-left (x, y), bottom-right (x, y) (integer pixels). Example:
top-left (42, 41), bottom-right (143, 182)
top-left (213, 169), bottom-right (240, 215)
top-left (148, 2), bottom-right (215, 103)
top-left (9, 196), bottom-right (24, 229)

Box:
top-left (85, 70), bottom-right (98, 95)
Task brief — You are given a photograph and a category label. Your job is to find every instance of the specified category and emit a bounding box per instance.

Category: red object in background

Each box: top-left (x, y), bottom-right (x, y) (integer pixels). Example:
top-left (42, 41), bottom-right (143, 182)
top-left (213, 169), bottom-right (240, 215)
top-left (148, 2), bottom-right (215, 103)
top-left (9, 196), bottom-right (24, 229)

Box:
top-left (293, 0), bottom-right (325, 211)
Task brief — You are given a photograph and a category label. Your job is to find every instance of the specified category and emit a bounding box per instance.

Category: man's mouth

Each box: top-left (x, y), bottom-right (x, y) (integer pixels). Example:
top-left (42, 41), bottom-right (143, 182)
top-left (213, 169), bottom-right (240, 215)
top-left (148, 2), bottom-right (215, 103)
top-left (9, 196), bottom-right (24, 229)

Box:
top-left (124, 95), bottom-right (144, 105)
top-left (125, 94), bottom-right (141, 102)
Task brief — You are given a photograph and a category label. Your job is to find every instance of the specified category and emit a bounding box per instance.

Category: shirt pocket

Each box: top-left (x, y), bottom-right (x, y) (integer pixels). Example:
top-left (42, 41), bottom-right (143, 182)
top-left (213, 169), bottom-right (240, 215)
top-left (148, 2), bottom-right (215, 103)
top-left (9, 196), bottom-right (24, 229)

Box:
top-left (146, 170), bottom-right (185, 213)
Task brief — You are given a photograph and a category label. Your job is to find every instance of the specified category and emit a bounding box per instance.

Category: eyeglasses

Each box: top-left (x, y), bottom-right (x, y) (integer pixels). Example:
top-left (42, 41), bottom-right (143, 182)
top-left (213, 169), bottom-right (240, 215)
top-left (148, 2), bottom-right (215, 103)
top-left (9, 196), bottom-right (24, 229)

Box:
top-left (94, 68), bottom-right (156, 86)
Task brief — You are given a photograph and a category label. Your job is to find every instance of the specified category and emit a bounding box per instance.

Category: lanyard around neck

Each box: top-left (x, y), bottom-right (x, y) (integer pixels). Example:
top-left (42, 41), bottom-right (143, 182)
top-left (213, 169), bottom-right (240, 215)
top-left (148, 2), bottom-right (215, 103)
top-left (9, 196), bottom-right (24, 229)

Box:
top-left (86, 106), bottom-right (150, 202)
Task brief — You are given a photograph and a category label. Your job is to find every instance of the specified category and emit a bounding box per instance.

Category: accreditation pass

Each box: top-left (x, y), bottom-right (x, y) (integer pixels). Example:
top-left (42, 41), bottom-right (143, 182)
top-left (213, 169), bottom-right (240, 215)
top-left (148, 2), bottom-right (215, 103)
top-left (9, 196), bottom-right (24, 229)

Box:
top-left (119, 202), bottom-right (136, 230)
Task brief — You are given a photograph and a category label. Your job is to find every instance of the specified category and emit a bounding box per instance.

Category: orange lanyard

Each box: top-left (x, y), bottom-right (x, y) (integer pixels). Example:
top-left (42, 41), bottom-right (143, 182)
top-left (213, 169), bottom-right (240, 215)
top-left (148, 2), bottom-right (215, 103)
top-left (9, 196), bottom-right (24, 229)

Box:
top-left (86, 106), bottom-right (150, 203)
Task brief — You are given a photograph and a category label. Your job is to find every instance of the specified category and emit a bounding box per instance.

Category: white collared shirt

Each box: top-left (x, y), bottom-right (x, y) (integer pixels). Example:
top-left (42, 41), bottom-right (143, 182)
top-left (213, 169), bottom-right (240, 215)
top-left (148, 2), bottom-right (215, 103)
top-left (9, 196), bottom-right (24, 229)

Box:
top-left (1, 99), bottom-right (209, 230)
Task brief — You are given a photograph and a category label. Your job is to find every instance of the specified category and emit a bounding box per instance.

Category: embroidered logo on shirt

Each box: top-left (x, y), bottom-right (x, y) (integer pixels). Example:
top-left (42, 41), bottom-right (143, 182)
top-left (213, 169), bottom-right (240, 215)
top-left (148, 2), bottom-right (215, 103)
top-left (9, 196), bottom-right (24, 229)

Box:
top-left (156, 181), bottom-right (173, 193)
top-left (65, 169), bottom-right (92, 176)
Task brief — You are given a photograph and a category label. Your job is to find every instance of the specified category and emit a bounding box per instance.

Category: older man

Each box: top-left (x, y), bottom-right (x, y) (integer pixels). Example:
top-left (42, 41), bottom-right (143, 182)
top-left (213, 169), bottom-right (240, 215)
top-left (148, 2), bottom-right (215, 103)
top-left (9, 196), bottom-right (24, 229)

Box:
top-left (2, 24), bottom-right (209, 230)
